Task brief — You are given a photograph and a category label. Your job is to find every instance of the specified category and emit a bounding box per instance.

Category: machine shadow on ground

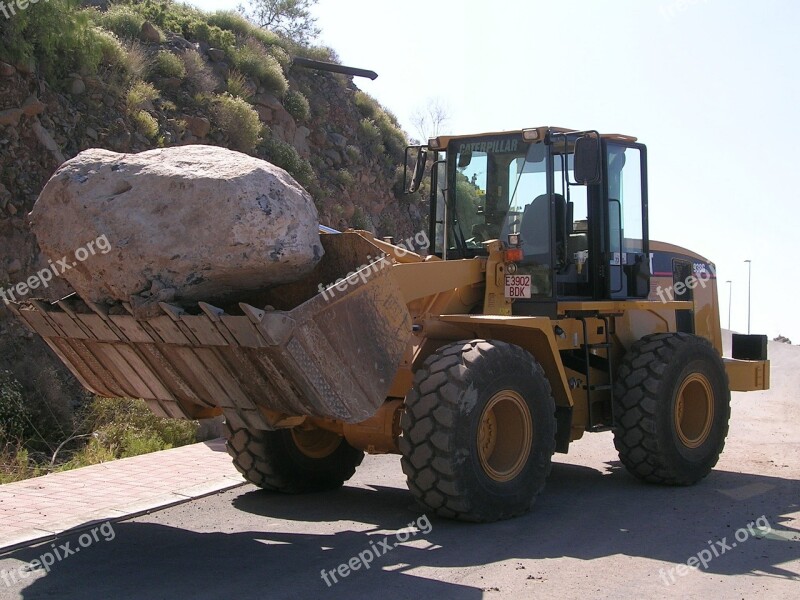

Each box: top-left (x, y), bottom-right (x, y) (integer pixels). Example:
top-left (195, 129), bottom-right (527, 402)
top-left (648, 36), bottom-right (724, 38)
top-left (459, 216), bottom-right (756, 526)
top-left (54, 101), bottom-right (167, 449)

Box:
top-left (4, 461), bottom-right (798, 599)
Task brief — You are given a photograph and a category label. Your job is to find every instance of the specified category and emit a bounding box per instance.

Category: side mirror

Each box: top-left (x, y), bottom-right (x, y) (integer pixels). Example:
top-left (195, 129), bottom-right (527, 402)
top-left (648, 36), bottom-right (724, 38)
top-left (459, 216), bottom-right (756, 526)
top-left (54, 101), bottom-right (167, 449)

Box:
top-left (574, 133), bottom-right (602, 185)
top-left (457, 148), bottom-right (472, 169)
top-left (408, 147), bottom-right (428, 194)
top-left (404, 146), bottom-right (428, 194)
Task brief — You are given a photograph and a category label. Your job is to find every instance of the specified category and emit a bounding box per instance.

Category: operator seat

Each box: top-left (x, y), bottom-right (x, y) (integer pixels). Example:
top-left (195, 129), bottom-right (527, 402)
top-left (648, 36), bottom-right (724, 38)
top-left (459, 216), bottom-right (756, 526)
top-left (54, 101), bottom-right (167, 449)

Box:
top-left (520, 194), bottom-right (566, 266)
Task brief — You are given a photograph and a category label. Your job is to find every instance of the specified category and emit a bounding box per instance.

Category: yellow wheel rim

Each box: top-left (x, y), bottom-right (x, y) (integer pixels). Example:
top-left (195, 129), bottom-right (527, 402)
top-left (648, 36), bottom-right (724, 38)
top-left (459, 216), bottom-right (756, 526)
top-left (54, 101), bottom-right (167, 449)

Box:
top-left (477, 390), bottom-right (533, 482)
top-left (291, 428), bottom-right (343, 459)
top-left (674, 373), bottom-right (715, 449)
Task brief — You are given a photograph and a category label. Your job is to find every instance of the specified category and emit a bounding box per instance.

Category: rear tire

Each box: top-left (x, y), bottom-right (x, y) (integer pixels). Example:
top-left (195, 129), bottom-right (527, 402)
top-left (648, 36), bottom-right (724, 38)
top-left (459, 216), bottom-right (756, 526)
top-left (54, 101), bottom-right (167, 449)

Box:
top-left (399, 340), bottom-right (556, 522)
top-left (613, 332), bottom-right (730, 485)
top-left (225, 422), bottom-right (364, 493)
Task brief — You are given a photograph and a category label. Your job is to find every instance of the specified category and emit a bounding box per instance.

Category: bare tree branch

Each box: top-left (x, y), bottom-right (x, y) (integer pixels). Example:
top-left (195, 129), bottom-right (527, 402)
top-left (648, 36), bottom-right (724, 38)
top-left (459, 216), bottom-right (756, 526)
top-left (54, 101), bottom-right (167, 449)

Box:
top-left (411, 97), bottom-right (451, 142)
top-left (238, 0), bottom-right (321, 45)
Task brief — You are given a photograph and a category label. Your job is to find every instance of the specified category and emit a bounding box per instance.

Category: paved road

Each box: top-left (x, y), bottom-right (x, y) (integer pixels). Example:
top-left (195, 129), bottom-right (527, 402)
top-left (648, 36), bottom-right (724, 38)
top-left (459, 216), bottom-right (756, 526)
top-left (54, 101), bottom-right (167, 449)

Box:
top-left (1, 338), bottom-right (798, 599)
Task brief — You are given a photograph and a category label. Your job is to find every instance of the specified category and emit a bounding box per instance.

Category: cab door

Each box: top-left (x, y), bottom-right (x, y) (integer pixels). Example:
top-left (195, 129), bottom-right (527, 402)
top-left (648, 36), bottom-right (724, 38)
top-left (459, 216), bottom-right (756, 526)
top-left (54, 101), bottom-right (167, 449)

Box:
top-left (603, 142), bottom-right (650, 300)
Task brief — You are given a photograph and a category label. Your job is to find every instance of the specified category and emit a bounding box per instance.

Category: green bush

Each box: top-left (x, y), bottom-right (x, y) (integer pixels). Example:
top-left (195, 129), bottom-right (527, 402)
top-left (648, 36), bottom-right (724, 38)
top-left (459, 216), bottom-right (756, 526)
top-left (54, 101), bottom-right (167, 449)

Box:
top-left (0, 371), bottom-right (29, 443)
top-left (192, 91), bottom-right (213, 107)
top-left (207, 10), bottom-right (256, 35)
top-left (122, 0), bottom-right (205, 38)
top-left (55, 439), bottom-right (115, 470)
top-left (152, 50), bottom-right (186, 79)
top-left (354, 90), bottom-right (380, 119)
top-left (126, 80), bottom-right (159, 112)
top-left (378, 210), bottom-right (397, 233)
top-left (259, 135), bottom-right (315, 189)
top-left (374, 112), bottom-right (407, 160)
top-left (207, 10), bottom-right (283, 48)
top-left (354, 92), bottom-right (407, 161)
top-left (118, 431), bottom-right (166, 457)
top-left (119, 40), bottom-right (151, 80)
top-left (231, 38), bottom-right (288, 95)
top-left (2, 393), bottom-right (199, 481)
top-left (334, 169), bottom-right (355, 189)
top-left (359, 118), bottom-right (383, 147)
top-left (351, 206), bottom-right (371, 231)
top-left (126, 80), bottom-right (160, 138)
top-left (227, 70), bottom-right (252, 100)
top-left (290, 43), bottom-right (339, 63)
top-left (0, 0), bottom-right (102, 83)
top-left (132, 109), bottom-right (159, 138)
top-left (93, 27), bottom-right (127, 67)
top-left (268, 44), bottom-right (291, 69)
top-left (84, 27), bottom-right (150, 85)
top-left (214, 93), bottom-right (263, 152)
top-left (380, 106), bottom-right (402, 127)
top-left (283, 89), bottom-right (310, 122)
top-left (0, 447), bottom-right (43, 484)
top-left (188, 21), bottom-right (235, 52)
top-left (84, 397), bottom-right (198, 459)
top-left (99, 5), bottom-right (146, 39)
top-left (182, 49), bottom-right (217, 93)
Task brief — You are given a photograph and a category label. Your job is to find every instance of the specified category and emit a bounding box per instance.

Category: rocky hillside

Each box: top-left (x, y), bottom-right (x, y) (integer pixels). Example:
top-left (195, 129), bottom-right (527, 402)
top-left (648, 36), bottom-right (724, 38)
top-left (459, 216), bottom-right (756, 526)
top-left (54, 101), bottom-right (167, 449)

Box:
top-left (0, 1), bottom-right (427, 422)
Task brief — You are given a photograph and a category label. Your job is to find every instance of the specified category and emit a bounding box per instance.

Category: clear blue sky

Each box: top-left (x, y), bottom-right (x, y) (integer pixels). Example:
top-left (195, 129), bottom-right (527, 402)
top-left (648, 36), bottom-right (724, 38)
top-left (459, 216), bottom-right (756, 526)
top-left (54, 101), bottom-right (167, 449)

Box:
top-left (193, 0), bottom-right (799, 342)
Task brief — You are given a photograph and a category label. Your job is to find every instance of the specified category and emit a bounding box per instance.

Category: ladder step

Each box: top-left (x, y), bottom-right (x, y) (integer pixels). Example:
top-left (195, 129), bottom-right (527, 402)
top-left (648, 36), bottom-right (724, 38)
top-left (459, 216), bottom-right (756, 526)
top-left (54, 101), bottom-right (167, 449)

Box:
top-left (584, 384), bottom-right (612, 391)
top-left (587, 425), bottom-right (613, 433)
top-left (589, 342), bottom-right (612, 349)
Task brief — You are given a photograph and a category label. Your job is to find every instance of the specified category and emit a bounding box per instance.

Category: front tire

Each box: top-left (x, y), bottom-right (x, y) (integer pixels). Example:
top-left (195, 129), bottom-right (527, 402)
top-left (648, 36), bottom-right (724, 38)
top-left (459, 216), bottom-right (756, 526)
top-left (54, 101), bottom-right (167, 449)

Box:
top-left (225, 422), bottom-right (364, 493)
top-left (613, 332), bottom-right (730, 485)
top-left (399, 340), bottom-right (556, 522)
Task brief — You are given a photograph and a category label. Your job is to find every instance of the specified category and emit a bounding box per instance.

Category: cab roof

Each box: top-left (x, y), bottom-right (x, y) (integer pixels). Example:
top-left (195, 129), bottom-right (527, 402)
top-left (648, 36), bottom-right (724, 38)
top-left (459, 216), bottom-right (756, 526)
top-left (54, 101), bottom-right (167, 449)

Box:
top-left (428, 126), bottom-right (637, 150)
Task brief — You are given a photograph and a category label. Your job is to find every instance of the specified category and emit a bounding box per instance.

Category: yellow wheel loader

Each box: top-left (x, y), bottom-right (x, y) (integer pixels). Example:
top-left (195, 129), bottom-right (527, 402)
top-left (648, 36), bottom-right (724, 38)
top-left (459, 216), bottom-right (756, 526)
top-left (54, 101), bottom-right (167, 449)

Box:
top-left (12, 126), bottom-right (770, 522)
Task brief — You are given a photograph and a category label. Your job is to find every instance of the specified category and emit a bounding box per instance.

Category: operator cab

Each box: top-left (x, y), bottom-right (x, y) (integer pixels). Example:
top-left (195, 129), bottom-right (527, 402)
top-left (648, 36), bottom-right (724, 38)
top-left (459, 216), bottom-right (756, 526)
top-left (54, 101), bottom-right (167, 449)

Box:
top-left (409, 127), bottom-right (651, 314)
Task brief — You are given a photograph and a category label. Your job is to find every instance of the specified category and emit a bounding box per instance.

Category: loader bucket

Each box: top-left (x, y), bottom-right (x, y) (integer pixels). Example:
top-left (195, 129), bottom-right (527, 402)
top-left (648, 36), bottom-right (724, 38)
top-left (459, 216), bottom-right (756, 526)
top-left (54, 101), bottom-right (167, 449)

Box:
top-left (11, 233), bottom-right (412, 429)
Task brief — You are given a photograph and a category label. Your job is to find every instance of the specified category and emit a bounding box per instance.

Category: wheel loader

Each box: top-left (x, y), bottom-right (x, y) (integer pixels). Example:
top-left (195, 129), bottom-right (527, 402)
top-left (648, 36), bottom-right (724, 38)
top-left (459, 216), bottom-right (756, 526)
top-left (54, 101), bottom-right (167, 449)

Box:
top-left (11, 126), bottom-right (770, 522)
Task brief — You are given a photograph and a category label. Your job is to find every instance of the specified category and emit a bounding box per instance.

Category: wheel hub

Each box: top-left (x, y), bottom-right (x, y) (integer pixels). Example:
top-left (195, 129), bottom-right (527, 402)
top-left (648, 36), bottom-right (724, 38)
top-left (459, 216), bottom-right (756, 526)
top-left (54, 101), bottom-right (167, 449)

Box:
top-left (477, 390), bottom-right (533, 482)
top-left (674, 373), bottom-right (714, 449)
top-left (291, 428), bottom-right (343, 459)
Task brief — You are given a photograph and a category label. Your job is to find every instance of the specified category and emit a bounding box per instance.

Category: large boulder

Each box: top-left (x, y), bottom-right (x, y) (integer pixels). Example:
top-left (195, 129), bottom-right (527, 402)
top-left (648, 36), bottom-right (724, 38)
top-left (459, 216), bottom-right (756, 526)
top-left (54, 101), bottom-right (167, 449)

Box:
top-left (30, 145), bottom-right (323, 313)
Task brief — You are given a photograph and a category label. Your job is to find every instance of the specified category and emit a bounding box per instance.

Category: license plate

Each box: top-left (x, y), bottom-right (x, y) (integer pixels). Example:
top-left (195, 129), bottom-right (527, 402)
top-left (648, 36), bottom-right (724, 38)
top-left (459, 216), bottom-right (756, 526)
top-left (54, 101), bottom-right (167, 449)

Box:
top-left (504, 274), bottom-right (531, 299)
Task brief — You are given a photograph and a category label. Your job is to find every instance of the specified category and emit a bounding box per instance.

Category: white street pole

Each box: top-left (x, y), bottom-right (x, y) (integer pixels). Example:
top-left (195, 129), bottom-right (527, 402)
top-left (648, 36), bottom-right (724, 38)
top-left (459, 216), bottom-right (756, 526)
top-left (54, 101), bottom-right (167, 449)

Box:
top-left (725, 280), bottom-right (732, 330)
top-left (744, 260), bottom-right (752, 335)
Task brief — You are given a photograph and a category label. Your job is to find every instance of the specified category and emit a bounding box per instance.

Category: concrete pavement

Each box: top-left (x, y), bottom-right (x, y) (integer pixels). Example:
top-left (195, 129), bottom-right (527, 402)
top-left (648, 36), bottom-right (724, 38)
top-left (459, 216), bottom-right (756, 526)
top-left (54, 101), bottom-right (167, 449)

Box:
top-left (0, 439), bottom-right (244, 555)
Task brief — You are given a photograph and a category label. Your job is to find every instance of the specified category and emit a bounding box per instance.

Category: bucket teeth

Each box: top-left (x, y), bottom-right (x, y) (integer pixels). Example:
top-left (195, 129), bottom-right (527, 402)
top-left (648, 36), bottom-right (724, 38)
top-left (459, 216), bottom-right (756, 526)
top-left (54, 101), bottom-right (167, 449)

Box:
top-left (159, 302), bottom-right (186, 320)
top-left (56, 300), bottom-right (78, 318)
top-left (85, 300), bottom-right (109, 318)
top-left (29, 299), bottom-right (51, 313)
top-left (198, 302), bottom-right (225, 321)
top-left (259, 312), bottom-right (296, 346)
top-left (239, 303), bottom-right (264, 324)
